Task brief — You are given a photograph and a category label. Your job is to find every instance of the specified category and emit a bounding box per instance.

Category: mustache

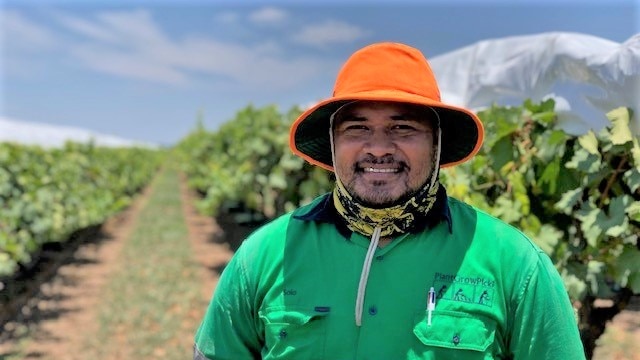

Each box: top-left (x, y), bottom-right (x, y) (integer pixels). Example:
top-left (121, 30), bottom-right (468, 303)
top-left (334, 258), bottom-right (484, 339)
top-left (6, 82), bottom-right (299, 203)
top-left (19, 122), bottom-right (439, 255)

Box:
top-left (353, 154), bottom-right (408, 171)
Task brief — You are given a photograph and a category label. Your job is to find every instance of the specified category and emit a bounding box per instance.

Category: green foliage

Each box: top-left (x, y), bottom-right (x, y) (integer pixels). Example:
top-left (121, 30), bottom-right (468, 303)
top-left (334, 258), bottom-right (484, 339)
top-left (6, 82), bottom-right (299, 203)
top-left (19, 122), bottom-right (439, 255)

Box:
top-left (175, 105), bottom-right (333, 220)
top-left (0, 142), bottom-right (162, 277)
top-left (441, 102), bottom-right (639, 303)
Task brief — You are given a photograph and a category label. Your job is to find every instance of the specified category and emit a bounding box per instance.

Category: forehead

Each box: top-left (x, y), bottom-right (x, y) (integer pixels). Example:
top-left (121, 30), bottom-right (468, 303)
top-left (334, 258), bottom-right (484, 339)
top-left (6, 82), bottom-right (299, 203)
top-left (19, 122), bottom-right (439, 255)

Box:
top-left (335, 101), bottom-right (432, 122)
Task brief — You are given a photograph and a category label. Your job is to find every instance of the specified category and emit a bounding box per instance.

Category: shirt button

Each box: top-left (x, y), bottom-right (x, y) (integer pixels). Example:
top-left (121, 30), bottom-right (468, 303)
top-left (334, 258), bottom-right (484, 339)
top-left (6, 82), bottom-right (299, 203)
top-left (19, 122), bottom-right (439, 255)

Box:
top-left (452, 334), bottom-right (460, 345)
top-left (375, 255), bottom-right (384, 261)
top-left (368, 306), bottom-right (378, 315)
top-left (279, 329), bottom-right (287, 339)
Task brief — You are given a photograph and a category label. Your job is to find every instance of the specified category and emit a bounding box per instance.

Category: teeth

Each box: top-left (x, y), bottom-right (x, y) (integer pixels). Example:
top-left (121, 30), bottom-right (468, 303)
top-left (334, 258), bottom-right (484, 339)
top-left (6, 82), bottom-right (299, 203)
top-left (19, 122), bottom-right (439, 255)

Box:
top-left (365, 168), bottom-right (397, 173)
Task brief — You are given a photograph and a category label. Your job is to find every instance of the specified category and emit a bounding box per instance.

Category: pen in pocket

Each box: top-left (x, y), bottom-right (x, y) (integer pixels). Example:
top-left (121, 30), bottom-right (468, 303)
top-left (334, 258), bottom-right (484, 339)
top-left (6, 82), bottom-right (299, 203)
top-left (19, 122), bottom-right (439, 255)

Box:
top-left (427, 286), bottom-right (436, 326)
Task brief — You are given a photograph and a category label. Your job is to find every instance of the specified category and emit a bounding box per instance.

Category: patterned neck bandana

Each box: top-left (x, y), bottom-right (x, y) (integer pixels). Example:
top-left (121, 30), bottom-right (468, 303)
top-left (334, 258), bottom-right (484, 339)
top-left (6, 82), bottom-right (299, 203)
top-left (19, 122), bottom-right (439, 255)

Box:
top-left (332, 176), bottom-right (439, 238)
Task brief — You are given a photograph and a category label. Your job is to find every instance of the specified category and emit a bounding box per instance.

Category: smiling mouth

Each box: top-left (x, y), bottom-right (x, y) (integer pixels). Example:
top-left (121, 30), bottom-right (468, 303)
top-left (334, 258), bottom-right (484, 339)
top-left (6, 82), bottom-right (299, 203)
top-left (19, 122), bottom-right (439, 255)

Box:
top-left (363, 167), bottom-right (400, 173)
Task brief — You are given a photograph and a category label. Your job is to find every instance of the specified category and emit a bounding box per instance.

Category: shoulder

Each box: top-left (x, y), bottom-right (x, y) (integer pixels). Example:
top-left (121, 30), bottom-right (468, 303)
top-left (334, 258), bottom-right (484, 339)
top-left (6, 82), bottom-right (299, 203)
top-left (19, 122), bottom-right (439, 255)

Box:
top-left (447, 196), bottom-right (544, 257)
top-left (240, 212), bottom-right (293, 254)
top-left (446, 197), bottom-right (564, 304)
top-left (236, 195), bottom-right (329, 261)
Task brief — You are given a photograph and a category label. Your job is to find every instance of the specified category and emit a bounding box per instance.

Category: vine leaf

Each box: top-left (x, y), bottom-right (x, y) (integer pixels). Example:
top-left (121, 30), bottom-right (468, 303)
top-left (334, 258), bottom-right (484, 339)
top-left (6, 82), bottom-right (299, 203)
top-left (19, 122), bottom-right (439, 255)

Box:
top-left (611, 248), bottom-right (640, 293)
top-left (586, 260), bottom-right (607, 295)
top-left (539, 158), bottom-right (561, 194)
top-left (535, 129), bottom-right (567, 163)
top-left (489, 136), bottom-right (516, 172)
top-left (555, 188), bottom-right (582, 215)
top-left (624, 168), bottom-right (640, 193)
top-left (632, 138), bottom-right (640, 166)
top-left (566, 147), bottom-right (601, 173)
top-left (578, 131), bottom-right (600, 155)
top-left (561, 269), bottom-right (587, 300)
top-left (606, 107), bottom-right (633, 145)
top-left (534, 224), bottom-right (562, 255)
top-left (492, 196), bottom-right (523, 223)
top-left (575, 203), bottom-right (601, 247)
top-left (625, 198), bottom-right (640, 222)
top-left (596, 196), bottom-right (630, 238)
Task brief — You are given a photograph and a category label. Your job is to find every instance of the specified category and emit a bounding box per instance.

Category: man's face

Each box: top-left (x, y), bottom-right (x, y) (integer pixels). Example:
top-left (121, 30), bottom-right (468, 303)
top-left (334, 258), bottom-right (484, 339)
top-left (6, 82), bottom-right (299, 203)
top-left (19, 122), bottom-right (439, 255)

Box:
top-left (333, 101), bottom-right (436, 207)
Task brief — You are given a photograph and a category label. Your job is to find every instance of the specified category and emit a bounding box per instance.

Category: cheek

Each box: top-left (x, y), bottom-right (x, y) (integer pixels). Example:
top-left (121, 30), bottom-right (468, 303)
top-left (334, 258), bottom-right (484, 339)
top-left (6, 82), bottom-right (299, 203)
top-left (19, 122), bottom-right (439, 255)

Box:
top-left (406, 143), bottom-right (434, 176)
top-left (333, 143), bottom-right (354, 176)
top-left (333, 140), bottom-right (357, 162)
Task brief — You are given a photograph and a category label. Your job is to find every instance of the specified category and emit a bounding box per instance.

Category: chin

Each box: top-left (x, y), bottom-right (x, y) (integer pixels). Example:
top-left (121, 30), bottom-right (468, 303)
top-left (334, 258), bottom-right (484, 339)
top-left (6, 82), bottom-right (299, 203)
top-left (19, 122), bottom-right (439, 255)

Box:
top-left (344, 176), bottom-right (416, 207)
top-left (353, 189), bottom-right (404, 208)
top-left (351, 179), bottom-right (426, 208)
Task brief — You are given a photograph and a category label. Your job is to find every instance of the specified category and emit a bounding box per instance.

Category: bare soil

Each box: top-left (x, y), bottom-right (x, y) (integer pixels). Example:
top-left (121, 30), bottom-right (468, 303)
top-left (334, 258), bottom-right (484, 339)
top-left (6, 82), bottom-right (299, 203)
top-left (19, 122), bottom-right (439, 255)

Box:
top-left (0, 175), bottom-right (638, 359)
top-left (0, 186), bottom-right (150, 359)
top-left (0, 176), bottom-right (233, 359)
top-left (592, 296), bottom-right (640, 360)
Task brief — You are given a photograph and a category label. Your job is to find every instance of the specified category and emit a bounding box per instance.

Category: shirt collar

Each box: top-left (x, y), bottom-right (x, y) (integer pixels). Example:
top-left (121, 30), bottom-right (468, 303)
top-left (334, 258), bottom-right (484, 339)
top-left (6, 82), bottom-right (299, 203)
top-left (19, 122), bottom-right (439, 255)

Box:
top-left (294, 184), bottom-right (453, 238)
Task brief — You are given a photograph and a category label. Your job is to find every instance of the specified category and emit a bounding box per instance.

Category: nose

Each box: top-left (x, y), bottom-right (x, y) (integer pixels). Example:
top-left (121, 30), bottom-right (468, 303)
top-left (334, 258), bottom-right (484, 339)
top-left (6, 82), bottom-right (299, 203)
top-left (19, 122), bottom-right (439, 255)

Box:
top-left (363, 129), bottom-right (395, 157)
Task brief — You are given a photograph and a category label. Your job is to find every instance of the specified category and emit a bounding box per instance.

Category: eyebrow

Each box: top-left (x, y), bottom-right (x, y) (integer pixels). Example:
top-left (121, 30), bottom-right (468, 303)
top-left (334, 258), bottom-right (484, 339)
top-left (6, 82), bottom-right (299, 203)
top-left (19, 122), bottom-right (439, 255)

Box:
top-left (338, 112), bottom-right (422, 122)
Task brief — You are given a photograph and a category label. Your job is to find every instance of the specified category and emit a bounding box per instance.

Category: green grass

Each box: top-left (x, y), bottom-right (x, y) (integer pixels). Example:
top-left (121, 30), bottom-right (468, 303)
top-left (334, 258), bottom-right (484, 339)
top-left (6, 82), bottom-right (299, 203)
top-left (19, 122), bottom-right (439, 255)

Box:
top-left (87, 165), bottom-right (205, 359)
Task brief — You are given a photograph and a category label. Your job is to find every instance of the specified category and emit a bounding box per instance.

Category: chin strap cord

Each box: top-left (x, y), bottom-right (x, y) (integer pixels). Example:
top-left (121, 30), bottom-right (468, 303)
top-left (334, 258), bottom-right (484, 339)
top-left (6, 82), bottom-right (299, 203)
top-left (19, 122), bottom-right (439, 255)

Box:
top-left (355, 226), bottom-right (381, 327)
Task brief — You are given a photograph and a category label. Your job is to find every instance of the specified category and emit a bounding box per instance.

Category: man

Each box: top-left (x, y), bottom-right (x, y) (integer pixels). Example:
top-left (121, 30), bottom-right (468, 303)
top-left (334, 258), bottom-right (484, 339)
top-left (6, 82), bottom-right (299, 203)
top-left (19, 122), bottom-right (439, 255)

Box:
top-left (194, 42), bottom-right (585, 359)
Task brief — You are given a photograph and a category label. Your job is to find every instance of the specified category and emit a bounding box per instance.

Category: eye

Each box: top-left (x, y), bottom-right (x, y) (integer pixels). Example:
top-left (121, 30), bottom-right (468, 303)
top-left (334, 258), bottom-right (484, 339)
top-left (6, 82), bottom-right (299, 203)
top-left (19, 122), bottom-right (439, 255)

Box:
top-left (338, 123), bottom-right (369, 135)
top-left (391, 124), bottom-right (419, 135)
top-left (392, 124), bottom-right (417, 131)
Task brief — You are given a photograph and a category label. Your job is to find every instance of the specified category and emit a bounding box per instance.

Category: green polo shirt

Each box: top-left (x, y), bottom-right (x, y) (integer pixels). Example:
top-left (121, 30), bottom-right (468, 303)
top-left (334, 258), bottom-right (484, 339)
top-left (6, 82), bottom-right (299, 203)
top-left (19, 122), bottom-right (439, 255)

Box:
top-left (194, 193), bottom-right (585, 359)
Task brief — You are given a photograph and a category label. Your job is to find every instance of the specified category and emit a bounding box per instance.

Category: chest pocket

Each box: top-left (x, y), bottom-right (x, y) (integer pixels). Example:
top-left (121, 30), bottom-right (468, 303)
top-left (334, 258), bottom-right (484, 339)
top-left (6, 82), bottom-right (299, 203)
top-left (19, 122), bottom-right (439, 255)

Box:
top-left (260, 306), bottom-right (328, 360)
top-left (413, 310), bottom-right (497, 358)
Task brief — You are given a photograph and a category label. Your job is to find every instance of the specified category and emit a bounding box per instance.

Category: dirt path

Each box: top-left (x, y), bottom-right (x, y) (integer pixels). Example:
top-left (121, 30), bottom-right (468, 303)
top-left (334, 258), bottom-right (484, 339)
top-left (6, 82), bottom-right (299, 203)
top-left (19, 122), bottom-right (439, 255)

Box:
top-left (592, 296), bottom-right (640, 360)
top-left (0, 173), bottom-right (233, 359)
top-left (0, 185), bottom-right (150, 359)
top-left (179, 174), bottom-right (234, 303)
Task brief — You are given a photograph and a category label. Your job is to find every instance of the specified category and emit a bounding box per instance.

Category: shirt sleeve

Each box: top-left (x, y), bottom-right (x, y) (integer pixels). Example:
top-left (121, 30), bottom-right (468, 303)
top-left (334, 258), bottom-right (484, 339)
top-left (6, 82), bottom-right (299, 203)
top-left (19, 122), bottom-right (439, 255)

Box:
top-left (194, 245), bottom-right (262, 360)
top-left (509, 251), bottom-right (586, 359)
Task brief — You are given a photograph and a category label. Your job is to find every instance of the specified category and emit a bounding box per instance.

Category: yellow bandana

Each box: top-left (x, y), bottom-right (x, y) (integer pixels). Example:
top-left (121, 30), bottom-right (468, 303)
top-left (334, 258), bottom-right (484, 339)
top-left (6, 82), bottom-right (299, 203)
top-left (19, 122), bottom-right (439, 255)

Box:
top-left (332, 178), bottom-right (439, 238)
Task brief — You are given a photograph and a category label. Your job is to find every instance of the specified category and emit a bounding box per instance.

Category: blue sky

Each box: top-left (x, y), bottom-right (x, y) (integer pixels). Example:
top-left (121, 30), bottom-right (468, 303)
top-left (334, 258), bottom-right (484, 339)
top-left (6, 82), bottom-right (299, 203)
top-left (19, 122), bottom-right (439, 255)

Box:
top-left (2, 0), bottom-right (639, 146)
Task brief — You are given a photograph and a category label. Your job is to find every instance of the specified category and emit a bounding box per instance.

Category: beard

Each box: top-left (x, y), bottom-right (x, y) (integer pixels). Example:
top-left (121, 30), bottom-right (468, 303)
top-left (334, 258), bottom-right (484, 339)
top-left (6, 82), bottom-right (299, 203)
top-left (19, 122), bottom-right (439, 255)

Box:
top-left (342, 155), bottom-right (420, 208)
top-left (346, 180), bottom-right (415, 208)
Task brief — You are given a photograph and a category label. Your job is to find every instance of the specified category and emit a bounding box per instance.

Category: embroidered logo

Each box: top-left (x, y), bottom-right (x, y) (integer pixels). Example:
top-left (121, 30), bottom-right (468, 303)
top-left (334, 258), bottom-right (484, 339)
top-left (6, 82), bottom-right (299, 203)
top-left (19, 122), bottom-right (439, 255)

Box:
top-left (432, 272), bottom-right (496, 307)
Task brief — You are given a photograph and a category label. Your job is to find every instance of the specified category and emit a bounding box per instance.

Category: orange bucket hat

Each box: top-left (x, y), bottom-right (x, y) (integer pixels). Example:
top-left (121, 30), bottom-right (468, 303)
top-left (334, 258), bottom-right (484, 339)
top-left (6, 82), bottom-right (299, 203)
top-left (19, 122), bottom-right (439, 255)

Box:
top-left (289, 42), bottom-right (484, 171)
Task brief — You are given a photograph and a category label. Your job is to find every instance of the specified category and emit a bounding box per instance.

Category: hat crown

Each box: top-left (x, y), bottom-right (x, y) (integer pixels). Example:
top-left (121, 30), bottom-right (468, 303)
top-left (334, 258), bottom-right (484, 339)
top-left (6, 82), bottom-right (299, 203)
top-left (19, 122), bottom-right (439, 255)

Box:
top-left (333, 42), bottom-right (441, 101)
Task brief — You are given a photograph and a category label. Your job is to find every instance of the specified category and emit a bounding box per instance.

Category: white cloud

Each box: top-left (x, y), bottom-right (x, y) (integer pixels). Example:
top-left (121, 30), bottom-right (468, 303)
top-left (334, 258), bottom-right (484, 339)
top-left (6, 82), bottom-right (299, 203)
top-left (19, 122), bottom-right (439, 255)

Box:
top-left (13, 9), bottom-right (328, 88)
top-left (2, 10), bottom-right (57, 51)
top-left (96, 10), bottom-right (167, 45)
top-left (53, 11), bottom-right (120, 44)
top-left (169, 37), bottom-right (324, 88)
top-left (50, 9), bottom-right (187, 84)
top-left (248, 7), bottom-right (288, 25)
top-left (71, 45), bottom-right (188, 85)
top-left (2, 10), bottom-right (62, 78)
top-left (292, 20), bottom-right (368, 48)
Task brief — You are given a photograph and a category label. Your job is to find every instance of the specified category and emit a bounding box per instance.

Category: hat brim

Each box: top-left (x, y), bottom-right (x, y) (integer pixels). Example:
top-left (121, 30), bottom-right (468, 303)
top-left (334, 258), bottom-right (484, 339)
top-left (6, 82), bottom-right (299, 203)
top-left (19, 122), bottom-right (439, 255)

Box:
top-left (290, 89), bottom-right (485, 171)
